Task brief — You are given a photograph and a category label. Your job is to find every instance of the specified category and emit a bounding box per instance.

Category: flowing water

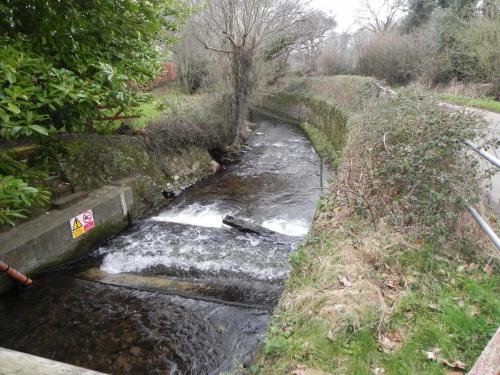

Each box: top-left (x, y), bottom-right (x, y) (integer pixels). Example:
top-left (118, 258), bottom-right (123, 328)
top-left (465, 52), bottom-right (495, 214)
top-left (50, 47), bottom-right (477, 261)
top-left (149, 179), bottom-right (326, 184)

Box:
top-left (0, 120), bottom-right (325, 374)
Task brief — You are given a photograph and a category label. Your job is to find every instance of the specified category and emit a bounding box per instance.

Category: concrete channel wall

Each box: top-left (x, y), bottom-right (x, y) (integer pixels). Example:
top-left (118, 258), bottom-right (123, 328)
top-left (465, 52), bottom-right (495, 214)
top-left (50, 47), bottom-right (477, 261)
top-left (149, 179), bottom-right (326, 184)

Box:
top-left (0, 347), bottom-right (109, 375)
top-left (0, 184), bottom-right (133, 294)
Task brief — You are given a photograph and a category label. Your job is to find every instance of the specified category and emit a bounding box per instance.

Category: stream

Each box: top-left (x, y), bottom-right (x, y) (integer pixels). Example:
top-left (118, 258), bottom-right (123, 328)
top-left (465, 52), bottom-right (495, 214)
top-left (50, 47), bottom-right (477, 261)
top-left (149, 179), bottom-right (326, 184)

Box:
top-left (0, 120), bottom-right (325, 374)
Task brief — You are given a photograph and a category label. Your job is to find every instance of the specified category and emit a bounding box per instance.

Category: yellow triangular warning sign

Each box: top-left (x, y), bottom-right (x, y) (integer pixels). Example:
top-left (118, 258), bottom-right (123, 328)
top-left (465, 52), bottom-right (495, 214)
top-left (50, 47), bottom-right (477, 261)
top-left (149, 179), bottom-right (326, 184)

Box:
top-left (73, 218), bottom-right (83, 231)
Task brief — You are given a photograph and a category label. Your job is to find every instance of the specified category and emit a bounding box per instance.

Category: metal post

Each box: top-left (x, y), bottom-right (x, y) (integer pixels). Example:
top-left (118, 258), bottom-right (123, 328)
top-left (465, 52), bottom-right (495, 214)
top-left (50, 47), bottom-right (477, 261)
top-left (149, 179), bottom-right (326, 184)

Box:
top-left (464, 140), bottom-right (500, 169)
top-left (320, 156), bottom-right (324, 192)
top-left (467, 205), bottom-right (500, 250)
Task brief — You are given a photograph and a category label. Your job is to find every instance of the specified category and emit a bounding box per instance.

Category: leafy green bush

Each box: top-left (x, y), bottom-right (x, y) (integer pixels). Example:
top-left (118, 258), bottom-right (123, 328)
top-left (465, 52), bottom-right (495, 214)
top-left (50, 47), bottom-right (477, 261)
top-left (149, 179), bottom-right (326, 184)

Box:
top-left (0, 175), bottom-right (50, 226)
top-left (0, 150), bottom-right (50, 226)
top-left (0, 40), bottom-right (142, 138)
top-left (340, 87), bottom-right (489, 240)
top-left (437, 11), bottom-right (499, 93)
top-left (0, 1), bottom-right (185, 226)
top-left (0, 0), bottom-right (185, 138)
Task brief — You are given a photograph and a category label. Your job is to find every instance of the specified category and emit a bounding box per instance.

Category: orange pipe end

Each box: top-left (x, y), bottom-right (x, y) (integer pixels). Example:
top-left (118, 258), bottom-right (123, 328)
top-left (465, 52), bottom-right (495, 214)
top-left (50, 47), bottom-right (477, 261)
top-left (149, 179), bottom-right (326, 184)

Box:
top-left (0, 261), bottom-right (32, 286)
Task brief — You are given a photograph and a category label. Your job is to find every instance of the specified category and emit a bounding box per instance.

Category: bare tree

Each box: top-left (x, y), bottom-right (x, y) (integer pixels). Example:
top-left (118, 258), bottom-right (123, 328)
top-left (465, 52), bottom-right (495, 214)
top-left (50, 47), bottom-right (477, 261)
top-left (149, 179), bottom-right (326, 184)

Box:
top-left (293, 11), bottom-right (337, 74)
top-left (316, 32), bottom-right (355, 75)
top-left (174, 24), bottom-right (212, 93)
top-left (358, 0), bottom-right (408, 33)
top-left (191, 0), bottom-right (320, 145)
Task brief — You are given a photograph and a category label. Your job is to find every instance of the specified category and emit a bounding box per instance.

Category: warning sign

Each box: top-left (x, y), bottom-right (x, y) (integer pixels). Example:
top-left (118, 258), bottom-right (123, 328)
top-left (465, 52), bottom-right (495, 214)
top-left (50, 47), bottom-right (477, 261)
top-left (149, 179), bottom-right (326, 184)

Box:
top-left (70, 209), bottom-right (95, 239)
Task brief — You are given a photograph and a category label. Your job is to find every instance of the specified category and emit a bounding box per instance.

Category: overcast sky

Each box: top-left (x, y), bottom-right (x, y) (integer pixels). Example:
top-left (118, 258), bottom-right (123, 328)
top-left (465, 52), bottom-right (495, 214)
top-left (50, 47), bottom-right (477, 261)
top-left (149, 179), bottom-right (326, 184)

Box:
top-left (309, 0), bottom-right (409, 33)
top-left (310, 0), bottom-right (362, 32)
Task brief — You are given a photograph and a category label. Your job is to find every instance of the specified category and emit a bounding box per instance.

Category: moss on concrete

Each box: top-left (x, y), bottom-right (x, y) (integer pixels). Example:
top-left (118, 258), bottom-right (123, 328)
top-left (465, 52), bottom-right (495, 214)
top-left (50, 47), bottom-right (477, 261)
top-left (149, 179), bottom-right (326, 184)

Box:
top-left (253, 92), bottom-right (348, 154)
top-left (60, 134), bottom-right (156, 191)
top-left (299, 122), bottom-right (340, 169)
top-left (59, 134), bottom-right (214, 218)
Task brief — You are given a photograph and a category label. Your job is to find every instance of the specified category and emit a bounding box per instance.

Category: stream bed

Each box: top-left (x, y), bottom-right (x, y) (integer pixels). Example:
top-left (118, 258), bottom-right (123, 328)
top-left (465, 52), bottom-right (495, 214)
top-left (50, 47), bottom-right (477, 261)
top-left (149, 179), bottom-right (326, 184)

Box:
top-left (0, 120), bottom-right (324, 374)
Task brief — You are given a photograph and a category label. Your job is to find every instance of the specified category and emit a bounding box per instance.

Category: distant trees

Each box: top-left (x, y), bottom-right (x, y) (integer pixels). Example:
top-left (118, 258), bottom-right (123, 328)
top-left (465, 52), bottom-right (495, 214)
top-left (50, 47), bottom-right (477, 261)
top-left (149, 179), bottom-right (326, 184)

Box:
top-left (358, 0), bottom-right (408, 33)
top-left (403, 0), bottom-right (455, 30)
top-left (299, 0), bottom-right (499, 97)
top-left (316, 33), bottom-right (354, 76)
top-left (291, 11), bottom-right (337, 74)
top-left (437, 7), bottom-right (499, 91)
top-left (173, 25), bottom-right (211, 94)
top-left (404, 0), bottom-right (441, 30)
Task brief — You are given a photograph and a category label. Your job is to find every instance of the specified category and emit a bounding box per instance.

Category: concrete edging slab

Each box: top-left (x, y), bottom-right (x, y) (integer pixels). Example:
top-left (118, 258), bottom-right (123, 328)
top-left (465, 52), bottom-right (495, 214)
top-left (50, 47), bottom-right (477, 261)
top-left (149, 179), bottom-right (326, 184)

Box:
top-left (0, 185), bottom-right (133, 294)
top-left (0, 347), bottom-right (108, 375)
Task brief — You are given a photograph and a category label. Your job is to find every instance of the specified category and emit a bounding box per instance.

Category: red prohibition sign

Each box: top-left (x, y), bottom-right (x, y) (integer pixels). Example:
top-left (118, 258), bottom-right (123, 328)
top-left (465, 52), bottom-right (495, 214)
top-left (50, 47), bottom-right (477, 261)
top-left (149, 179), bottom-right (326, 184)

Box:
top-left (83, 211), bottom-right (93, 223)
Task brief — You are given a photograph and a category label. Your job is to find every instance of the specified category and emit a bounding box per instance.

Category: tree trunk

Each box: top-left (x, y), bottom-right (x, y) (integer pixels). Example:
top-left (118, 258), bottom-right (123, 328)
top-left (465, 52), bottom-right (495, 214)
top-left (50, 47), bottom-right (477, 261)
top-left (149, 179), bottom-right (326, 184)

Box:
top-left (230, 47), bottom-right (253, 146)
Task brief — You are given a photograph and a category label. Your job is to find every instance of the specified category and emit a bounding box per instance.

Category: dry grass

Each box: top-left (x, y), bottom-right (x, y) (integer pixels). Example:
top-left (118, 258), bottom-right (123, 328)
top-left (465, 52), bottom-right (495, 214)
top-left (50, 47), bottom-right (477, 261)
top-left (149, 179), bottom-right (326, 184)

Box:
top-left (144, 93), bottom-right (232, 150)
top-left (431, 79), bottom-right (494, 99)
top-left (283, 75), bottom-right (381, 111)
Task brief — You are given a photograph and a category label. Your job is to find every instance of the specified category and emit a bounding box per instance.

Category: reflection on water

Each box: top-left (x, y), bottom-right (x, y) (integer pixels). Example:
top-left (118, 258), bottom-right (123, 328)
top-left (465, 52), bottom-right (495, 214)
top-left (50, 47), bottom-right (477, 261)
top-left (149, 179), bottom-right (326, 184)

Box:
top-left (0, 276), bottom-right (268, 375)
top-left (0, 120), bottom-right (324, 374)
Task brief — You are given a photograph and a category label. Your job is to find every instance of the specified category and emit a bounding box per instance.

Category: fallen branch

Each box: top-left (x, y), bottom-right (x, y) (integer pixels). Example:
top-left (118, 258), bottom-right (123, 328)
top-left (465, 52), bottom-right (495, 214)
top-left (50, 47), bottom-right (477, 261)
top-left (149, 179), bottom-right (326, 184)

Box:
top-left (223, 215), bottom-right (278, 237)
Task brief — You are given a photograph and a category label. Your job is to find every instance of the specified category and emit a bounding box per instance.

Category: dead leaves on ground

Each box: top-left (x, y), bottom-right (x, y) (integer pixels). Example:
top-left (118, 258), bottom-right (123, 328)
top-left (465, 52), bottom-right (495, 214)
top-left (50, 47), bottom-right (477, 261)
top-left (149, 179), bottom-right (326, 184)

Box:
top-left (337, 274), bottom-right (352, 287)
top-left (484, 262), bottom-right (493, 276)
top-left (291, 366), bottom-right (306, 375)
top-left (291, 366), bottom-right (332, 375)
top-left (442, 359), bottom-right (466, 371)
top-left (425, 347), bottom-right (466, 373)
top-left (457, 261), bottom-right (494, 276)
top-left (378, 331), bottom-right (402, 353)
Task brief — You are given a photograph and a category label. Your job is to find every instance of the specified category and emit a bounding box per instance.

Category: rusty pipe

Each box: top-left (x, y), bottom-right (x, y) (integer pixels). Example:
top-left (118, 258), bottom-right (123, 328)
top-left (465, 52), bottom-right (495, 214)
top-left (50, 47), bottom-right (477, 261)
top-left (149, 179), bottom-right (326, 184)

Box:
top-left (0, 261), bottom-right (32, 286)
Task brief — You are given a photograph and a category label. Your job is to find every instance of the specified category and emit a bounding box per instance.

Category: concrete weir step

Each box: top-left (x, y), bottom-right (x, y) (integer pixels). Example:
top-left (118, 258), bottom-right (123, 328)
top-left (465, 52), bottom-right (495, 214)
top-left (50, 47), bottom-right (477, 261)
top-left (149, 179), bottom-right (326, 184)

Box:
top-left (78, 268), bottom-right (284, 310)
top-left (0, 347), bottom-right (108, 375)
top-left (52, 191), bottom-right (89, 210)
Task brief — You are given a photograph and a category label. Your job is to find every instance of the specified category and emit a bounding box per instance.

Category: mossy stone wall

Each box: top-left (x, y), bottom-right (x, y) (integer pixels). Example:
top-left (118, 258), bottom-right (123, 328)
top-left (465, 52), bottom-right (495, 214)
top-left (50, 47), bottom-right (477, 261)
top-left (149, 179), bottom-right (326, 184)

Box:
top-left (253, 93), bottom-right (348, 153)
top-left (60, 133), bottom-right (214, 218)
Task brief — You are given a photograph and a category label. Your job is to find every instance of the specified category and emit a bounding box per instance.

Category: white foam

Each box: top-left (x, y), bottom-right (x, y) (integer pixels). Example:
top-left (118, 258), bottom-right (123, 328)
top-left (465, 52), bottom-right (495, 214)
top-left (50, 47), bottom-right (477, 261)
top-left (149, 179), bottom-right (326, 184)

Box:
top-left (151, 203), bottom-right (225, 228)
top-left (262, 218), bottom-right (309, 236)
top-left (100, 252), bottom-right (288, 281)
top-left (250, 238), bottom-right (261, 247)
top-left (100, 238), bottom-right (290, 282)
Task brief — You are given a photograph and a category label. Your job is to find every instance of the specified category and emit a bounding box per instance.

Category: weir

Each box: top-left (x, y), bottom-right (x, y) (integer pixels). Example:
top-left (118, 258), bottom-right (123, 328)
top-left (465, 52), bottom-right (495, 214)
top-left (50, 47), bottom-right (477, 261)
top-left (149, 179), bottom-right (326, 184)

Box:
top-left (0, 120), bottom-right (325, 374)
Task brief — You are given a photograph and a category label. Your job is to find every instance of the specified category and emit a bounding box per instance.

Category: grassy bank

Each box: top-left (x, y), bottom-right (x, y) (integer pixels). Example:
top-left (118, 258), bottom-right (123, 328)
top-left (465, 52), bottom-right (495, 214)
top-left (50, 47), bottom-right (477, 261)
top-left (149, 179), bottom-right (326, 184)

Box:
top-left (101, 85), bottom-right (201, 130)
top-left (438, 95), bottom-right (500, 113)
top-left (258, 216), bottom-right (499, 374)
top-left (253, 77), bottom-right (499, 375)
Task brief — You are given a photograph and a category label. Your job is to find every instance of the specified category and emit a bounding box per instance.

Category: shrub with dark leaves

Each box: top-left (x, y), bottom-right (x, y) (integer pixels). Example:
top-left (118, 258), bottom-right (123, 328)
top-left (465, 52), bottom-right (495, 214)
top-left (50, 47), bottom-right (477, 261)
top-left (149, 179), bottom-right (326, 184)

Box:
top-left (340, 88), bottom-right (490, 240)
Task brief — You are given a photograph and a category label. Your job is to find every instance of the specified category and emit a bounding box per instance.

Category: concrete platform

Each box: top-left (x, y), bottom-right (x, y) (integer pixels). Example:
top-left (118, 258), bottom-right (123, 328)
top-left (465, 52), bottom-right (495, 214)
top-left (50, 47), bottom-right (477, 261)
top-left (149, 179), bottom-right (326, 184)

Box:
top-left (476, 108), bottom-right (500, 216)
top-left (0, 185), bottom-right (133, 294)
top-left (0, 347), bottom-right (108, 374)
top-left (469, 327), bottom-right (500, 375)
